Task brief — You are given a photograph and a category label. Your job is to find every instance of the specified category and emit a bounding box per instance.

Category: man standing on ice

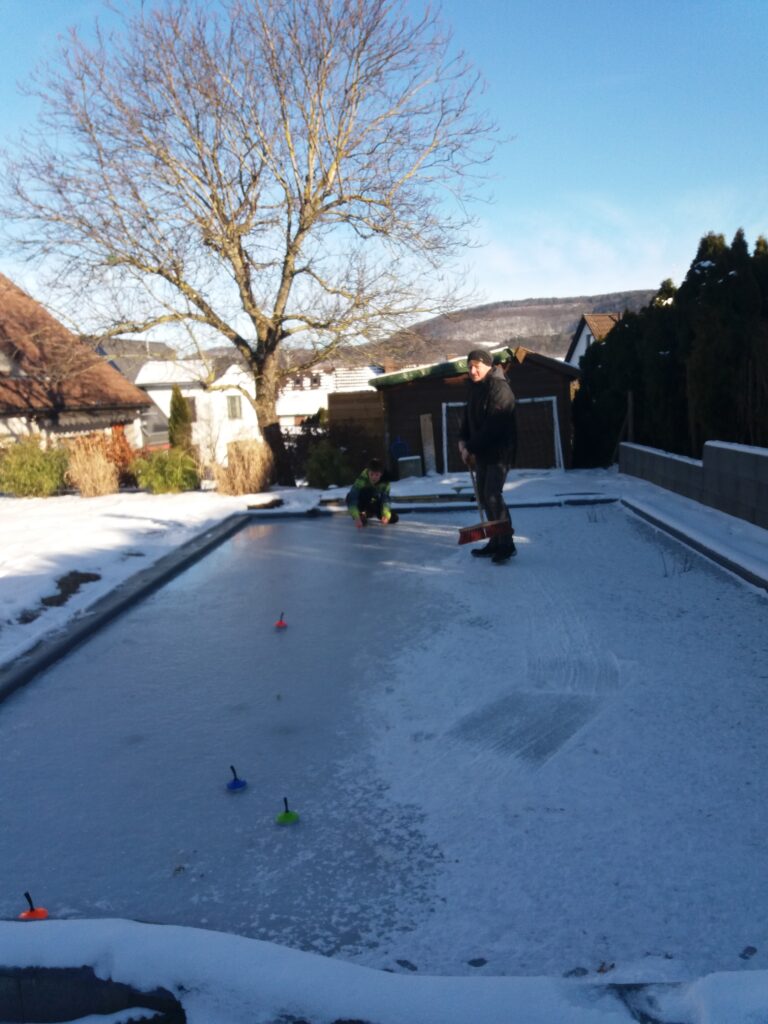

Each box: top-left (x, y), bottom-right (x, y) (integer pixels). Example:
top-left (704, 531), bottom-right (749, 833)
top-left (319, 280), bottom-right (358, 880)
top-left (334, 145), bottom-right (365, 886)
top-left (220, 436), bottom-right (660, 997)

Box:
top-left (458, 349), bottom-right (517, 563)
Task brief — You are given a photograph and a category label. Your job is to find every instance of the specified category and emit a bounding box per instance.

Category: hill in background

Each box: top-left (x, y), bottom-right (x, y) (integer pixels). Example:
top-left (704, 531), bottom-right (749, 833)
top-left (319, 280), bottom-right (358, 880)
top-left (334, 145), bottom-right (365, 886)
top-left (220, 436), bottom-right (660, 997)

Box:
top-left (377, 289), bottom-right (656, 366)
top-left (119, 289), bottom-right (657, 371)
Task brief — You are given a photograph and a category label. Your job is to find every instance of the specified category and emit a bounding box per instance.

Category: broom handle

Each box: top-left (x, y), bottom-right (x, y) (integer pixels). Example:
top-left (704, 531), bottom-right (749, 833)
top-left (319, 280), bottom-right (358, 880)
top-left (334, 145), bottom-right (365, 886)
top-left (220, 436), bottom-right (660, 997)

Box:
top-left (469, 465), bottom-right (486, 524)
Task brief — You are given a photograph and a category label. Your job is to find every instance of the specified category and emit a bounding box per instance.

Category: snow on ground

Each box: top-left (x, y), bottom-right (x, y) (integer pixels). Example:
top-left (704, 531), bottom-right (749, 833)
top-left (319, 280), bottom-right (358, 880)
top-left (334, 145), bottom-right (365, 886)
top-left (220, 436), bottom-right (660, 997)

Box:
top-left (1, 469), bottom-right (768, 1023)
top-left (0, 487), bottom-right (316, 669)
top-left (8, 918), bottom-right (768, 1024)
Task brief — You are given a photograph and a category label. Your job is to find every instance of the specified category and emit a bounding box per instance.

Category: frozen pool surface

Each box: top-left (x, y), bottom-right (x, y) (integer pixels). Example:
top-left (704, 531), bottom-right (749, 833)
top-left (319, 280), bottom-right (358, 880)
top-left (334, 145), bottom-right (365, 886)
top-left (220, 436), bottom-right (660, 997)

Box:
top-left (1, 507), bottom-right (767, 978)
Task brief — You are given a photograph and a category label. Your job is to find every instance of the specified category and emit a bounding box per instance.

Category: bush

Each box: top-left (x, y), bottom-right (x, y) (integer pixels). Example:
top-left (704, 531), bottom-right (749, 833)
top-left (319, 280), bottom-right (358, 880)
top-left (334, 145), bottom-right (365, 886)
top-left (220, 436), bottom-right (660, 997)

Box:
top-left (65, 435), bottom-right (120, 496)
top-left (284, 408), bottom-right (328, 479)
top-left (106, 427), bottom-right (139, 486)
top-left (0, 437), bottom-right (68, 497)
top-left (304, 439), bottom-right (353, 489)
top-left (214, 439), bottom-right (274, 495)
top-left (168, 383), bottom-right (193, 451)
top-left (133, 448), bottom-right (200, 493)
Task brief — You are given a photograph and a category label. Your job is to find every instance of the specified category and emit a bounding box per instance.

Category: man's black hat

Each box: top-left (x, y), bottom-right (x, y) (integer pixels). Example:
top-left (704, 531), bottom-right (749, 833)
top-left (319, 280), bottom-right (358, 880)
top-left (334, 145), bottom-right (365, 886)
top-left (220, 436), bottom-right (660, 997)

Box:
top-left (467, 349), bottom-right (493, 366)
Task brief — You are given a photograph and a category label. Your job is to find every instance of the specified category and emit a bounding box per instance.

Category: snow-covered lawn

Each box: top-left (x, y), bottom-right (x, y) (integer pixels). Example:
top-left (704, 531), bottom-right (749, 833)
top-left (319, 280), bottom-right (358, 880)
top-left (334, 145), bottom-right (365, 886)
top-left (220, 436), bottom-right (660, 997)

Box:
top-left (1, 469), bottom-right (767, 1023)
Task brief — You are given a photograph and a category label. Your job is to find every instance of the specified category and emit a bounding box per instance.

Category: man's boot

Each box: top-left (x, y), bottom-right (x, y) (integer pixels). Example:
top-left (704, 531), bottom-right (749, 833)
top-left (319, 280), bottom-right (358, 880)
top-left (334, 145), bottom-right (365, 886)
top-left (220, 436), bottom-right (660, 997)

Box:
top-left (491, 530), bottom-right (516, 563)
top-left (471, 540), bottom-right (496, 558)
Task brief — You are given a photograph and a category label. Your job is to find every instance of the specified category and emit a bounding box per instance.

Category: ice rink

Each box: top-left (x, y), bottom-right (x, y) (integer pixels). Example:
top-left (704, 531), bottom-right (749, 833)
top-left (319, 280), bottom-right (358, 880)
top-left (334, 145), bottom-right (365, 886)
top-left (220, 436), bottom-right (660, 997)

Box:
top-left (1, 503), bottom-right (767, 980)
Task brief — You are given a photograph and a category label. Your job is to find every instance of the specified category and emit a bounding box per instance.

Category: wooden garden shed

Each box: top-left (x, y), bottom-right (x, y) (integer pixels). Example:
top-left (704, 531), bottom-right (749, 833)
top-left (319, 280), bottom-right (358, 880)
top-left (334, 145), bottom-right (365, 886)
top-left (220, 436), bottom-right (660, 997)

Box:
top-left (370, 347), bottom-right (580, 474)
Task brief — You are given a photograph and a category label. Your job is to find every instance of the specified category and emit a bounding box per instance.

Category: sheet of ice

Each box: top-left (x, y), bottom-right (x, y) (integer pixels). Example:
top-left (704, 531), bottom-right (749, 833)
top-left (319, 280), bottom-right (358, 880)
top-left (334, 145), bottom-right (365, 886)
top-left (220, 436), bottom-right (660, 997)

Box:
top-left (1, 469), bottom-right (765, 675)
top-left (1, 470), bottom-right (767, 1023)
top-left (0, 488), bottom-right (319, 667)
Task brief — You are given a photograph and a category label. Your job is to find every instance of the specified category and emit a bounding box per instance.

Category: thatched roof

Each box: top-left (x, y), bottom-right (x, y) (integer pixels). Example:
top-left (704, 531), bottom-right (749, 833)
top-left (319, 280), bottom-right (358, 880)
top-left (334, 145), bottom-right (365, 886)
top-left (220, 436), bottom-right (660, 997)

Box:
top-left (0, 274), bottom-right (151, 416)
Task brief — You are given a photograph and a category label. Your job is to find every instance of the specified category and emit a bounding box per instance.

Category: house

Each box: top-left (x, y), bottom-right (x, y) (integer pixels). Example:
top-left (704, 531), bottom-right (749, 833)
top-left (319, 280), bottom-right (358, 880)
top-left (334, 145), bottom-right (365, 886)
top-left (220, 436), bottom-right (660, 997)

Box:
top-left (98, 337), bottom-right (178, 382)
top-left (564, 313), bottom-right (621, 367)
top-left (133, 352), bottom-right (384, 461)
top-left (98, 338), bottom-right (178, 449)
top-left (0, 274), bottom-right (151, 446)
top-left (276, 363), bottom-right (384, 431)
top-left (134, 359), bottom-right (260, 466)
top-left (366, 347), bottom-right (580, 474)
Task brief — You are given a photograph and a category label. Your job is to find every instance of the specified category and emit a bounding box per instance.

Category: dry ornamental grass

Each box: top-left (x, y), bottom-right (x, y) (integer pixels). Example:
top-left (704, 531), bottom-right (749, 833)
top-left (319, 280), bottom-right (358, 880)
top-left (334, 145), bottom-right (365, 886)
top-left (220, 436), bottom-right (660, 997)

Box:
top-left (214, 440), bottom-right (273, 495)
top-left (65, 435), bottom-right (119, 497)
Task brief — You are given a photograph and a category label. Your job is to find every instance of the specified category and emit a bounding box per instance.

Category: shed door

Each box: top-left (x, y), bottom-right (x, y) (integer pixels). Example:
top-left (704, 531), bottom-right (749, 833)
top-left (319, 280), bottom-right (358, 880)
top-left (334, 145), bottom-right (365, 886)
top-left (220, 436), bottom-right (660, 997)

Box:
top-left (442, 402), bottom-right (467, 472)
top-left (441, 397), bottom-right (563, 471)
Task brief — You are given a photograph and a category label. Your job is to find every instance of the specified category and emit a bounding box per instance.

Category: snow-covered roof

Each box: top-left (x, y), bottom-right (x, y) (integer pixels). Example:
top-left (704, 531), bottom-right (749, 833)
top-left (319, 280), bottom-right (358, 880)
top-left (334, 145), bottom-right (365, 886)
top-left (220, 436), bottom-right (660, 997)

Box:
top-left (371, 348), bottom-right (508, 388)
top-left (134, 360), bottom-right (209, 386)
top-left (371, 347), bottom-right (578, 388)
top-left (134, 359), bottom-right (243, 387)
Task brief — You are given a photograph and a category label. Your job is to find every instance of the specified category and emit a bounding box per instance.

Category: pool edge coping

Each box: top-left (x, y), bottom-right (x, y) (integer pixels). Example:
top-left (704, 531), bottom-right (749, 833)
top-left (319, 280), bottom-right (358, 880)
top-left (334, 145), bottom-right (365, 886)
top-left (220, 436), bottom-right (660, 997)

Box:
top-left (0, 512), bottom-right (251, 705)
top-left (2, 497), bottom-right (764, 704)
top-left (621, 499), bottom-right (768, 593)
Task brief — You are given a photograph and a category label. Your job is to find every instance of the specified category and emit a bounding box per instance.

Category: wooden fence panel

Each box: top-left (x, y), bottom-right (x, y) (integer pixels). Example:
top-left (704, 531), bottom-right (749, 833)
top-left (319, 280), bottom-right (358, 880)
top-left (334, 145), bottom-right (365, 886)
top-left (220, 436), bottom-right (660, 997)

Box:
top-left (328, 391), bottom-right (387, 472)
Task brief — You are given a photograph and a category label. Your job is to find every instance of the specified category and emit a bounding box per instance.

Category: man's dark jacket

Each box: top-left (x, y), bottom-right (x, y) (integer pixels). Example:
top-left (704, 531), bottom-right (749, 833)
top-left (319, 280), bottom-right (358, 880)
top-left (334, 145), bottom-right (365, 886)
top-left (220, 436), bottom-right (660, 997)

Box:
top-left (459, 365), bottom-right (517, 463)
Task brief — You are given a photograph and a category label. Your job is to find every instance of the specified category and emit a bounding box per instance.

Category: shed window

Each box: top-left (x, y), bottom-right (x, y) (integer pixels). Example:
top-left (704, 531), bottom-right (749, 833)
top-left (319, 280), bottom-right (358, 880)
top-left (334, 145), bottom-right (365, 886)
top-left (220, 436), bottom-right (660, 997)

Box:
top-left (227, 395), bottom-right (242, 420)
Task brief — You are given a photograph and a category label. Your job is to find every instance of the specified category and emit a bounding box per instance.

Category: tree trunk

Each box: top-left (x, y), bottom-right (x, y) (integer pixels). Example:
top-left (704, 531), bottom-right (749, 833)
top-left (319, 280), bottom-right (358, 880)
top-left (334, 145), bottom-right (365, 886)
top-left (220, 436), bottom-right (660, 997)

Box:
top-left (253, 354), bottom-right (295, 487)
top-left (262, 420), bottom-right (294, 487)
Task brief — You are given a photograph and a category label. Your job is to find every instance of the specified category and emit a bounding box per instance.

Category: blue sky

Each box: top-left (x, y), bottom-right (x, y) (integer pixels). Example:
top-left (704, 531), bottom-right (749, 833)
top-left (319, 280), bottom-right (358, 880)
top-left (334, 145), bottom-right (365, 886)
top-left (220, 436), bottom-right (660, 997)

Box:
top-left (1, 0), bottom-right (766, 303)
top-left (433, 0), bottom-right (768, 299)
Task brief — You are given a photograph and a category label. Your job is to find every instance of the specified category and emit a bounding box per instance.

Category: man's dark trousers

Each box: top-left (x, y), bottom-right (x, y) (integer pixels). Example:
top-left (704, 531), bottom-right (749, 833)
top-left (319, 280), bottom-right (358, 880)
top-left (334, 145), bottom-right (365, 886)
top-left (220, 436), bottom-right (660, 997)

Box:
top-left (476, 459), bottom-right (512, 550)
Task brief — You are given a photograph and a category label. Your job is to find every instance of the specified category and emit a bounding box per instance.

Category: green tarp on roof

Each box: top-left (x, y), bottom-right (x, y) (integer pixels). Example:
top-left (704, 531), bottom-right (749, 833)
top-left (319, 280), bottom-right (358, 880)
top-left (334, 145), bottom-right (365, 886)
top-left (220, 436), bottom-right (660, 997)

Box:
top-left (372, 347), bottom-right (511, 388)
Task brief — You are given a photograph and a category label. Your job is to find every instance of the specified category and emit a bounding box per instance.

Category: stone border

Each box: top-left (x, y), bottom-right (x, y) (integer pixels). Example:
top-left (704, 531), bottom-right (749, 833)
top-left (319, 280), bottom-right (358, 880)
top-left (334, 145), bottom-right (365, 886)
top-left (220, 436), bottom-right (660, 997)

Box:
top-left (622, 500), bottom-right (768, 592)
top-left (620, 441), bottom-right (768, 530)
top-left (0, 966), bottom-right (184, 1023)
top-left (321, 497), bottom-right (617, 513)
top-left (0, 513), bottom-right (250, 706)
top-left (5, 495), bottom-right (760, 708)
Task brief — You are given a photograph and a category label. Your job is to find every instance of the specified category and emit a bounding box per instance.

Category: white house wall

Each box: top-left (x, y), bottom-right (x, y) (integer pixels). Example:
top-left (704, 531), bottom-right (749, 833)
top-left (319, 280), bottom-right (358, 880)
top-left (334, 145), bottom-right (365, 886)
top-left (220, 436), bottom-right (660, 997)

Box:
top-left (275, 370), bottom-right (334, 427)
top-left (0, 414), bottom-right (144, 448)
top-left (568, 324), bottom-right (593, 367)
top-left (275, 366), bottom-right (382, 428)
top-left (136, 362), bottom-right (260, 466)
top-left (0, 416), bottom-right (38, 442)
top-left (136, 359), bottom-right (381, 454)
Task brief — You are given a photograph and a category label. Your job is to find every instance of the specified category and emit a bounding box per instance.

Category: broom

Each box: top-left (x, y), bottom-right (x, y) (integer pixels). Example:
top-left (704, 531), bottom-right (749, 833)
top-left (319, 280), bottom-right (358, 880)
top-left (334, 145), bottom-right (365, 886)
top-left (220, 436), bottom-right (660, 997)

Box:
top-left (457, 465), bottom-right (513, 545)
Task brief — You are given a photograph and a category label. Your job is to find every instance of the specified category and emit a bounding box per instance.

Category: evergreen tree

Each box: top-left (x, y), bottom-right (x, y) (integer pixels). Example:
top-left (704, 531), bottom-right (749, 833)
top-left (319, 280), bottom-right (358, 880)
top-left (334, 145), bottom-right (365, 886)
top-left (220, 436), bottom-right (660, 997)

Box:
top-left (636, 294), bottom-right (688, 454)
top-left (573, 313), bottom-right (640, 466)
top-left (572, 230), bottom-right (768, 463)
top-left (743, 236), bottom-right (768, 446)
top-left (652, 278), bottom-right (677, 308)
top-left (680, 230), bottom-right (761, 452)
top-left (752, 235), bottom-right (768, 316)
top-left (168, 384), bottom-right (192, 452)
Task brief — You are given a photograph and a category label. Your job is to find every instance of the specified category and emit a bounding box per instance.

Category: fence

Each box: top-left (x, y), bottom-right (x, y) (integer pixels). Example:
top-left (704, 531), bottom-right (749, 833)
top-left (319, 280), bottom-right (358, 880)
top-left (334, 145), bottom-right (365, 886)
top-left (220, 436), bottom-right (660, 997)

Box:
top-left (328, 391), bottom-right (387, 472)
top-left (619, 441), bottom-right (768, 529)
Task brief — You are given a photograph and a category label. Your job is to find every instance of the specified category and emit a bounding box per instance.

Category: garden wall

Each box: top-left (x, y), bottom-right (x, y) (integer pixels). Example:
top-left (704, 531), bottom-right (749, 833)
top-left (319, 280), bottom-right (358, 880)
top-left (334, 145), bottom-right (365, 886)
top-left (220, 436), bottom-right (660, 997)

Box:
top-left (619, 441), bottom-right (768, 529)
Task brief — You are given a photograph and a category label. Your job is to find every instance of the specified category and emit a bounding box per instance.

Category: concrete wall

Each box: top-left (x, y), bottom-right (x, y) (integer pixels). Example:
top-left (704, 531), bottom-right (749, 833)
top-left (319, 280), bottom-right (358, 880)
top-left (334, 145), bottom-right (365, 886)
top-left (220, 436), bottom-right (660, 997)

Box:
top-left (0, 966), bottom-right (184, 1022)
top-left (619, 441), bottom-right (768, 529)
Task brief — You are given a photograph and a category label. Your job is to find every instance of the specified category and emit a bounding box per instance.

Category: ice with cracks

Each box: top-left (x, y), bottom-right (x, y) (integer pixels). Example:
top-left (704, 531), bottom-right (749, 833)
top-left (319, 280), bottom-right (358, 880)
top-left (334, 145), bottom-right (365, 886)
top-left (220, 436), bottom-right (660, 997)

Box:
top-left (1, 469), bottom-right (767, 1023)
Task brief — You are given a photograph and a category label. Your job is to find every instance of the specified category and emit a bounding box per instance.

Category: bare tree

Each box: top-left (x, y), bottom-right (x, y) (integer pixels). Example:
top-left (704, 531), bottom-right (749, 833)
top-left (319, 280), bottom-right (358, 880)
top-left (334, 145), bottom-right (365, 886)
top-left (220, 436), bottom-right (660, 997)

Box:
top-left (2, 0), bottom-right (496, 482)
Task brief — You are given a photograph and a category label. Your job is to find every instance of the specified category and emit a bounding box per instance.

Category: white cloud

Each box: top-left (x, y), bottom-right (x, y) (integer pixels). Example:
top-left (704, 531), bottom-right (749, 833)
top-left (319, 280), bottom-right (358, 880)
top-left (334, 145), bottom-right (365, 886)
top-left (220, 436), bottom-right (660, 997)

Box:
top-left (463, 185), bottom-right (768, 302)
